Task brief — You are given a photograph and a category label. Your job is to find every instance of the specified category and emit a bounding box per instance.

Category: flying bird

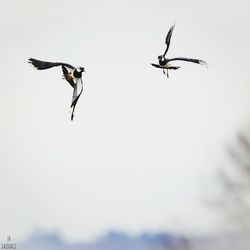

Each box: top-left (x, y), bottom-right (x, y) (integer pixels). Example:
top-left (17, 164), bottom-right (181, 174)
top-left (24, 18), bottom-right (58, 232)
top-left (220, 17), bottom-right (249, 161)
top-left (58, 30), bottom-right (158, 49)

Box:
top-left (151, 25), bottom-right (207, 77)
top-left (28, 58), bottom-right (85, 121)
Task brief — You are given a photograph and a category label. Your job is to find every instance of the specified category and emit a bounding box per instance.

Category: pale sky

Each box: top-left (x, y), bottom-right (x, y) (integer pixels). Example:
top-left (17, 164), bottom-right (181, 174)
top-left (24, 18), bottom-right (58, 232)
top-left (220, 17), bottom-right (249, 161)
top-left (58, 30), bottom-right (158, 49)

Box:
top-left (1, 0), bottom-right (250, 243)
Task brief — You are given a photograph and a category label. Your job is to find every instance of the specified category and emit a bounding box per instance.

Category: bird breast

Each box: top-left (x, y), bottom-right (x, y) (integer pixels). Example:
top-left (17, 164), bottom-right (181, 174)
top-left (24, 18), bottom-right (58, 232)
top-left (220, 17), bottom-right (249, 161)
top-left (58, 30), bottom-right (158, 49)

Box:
top-left (160, 62), bottom-right (172, 69)
top-left (65, 71), bottom-right (74, 81)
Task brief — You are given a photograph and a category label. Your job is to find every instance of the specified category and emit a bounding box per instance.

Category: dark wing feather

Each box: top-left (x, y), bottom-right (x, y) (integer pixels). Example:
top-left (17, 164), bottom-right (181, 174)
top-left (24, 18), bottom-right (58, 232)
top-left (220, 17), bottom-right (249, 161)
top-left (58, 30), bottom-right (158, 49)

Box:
top-left (151, 63), bottom-right (164, 68)
top-left (168, 66), bottom-right (180, 70)
top-left (151, 63), bottom-right (180, 70)
top-left (167, 57), bottom-right (207, 66)
top-left (28, 58), bottom-right (75, 70)
top-left (70, 78), bottom-right (83, 121)
top-left (163, 25), bottom-right (175, 57)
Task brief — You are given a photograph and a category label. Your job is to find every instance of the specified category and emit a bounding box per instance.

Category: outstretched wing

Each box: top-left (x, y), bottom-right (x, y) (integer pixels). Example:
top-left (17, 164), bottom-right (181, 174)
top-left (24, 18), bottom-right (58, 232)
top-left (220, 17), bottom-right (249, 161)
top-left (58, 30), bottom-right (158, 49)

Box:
top-left (28, 58), bottom-right (75, 70)
top-left (151, 63), bottom-right (164, 69)
top-left (167, 57), bottom-right (208, 66)
top-left (70, 78), bottom-right (83, 121)
top-left (163, 24), bottom-right (175, 57)
top-left (151, 63), bottom-right (180, 70)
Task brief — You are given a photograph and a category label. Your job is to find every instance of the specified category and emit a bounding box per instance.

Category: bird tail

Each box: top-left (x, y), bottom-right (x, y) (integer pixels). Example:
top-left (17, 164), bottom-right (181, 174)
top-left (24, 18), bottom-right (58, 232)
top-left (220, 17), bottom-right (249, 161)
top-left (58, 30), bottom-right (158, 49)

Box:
top-left (28, 58), bottom-right (61, 70)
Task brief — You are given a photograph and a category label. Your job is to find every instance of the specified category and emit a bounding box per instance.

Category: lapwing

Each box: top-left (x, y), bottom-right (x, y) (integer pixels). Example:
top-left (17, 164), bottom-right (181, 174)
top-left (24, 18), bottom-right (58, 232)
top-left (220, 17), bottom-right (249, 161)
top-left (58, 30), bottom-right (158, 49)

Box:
top-left (28, 58), bottom-right (85, 121)
top-left (151, 25), bottom-right (207, 77)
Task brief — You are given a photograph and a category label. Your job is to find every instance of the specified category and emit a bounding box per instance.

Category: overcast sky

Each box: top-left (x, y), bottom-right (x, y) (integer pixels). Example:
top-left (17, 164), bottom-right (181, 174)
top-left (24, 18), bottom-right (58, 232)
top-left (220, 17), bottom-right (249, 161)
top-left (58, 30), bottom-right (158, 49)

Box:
top-left (1, 0), bottom-right (250, 243)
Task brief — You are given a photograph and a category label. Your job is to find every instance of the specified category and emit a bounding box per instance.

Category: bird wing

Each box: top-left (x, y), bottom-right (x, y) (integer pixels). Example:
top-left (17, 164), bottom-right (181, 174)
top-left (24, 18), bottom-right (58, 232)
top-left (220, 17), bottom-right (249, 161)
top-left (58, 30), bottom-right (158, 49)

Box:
top-left (62, 65), bottom-right (75, 87)
top-left (167, 57), bottom-right (208, 66)
top-left (151, 63), bottom-right (180, 70)
top-left (70, 77), bottom-right (83, 121)
top-left (163, 25), bottom-right (175, 57)
top-left (28, 58), bottom-right (75, 70)
top-left (151, 63), bottom-right (164, 69)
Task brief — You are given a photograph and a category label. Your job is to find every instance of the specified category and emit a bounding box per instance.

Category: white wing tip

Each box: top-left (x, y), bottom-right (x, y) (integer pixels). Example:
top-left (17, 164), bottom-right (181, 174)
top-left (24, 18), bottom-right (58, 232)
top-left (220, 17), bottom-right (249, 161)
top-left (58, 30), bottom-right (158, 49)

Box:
top-left (199, 60), bottom-right (208, 67)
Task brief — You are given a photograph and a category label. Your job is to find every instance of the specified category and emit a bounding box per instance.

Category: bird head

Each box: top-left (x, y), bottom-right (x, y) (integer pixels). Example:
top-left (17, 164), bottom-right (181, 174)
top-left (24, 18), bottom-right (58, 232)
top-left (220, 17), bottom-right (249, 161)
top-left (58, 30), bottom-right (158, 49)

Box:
top-left (80, 67), bottom-right (85, 72)
top-left (158, 55), bottom-right (167, 66)
top-left (158, 55), bottom-right (164, 61)
top-left (76, 67), bottom-right (85, 73)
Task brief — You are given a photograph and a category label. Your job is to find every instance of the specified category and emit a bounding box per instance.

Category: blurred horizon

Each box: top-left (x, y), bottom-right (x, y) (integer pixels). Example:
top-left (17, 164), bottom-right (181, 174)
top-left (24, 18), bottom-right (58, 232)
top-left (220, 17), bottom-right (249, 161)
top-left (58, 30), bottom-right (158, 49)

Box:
top-left (9, 229), bottom-right (250, 250)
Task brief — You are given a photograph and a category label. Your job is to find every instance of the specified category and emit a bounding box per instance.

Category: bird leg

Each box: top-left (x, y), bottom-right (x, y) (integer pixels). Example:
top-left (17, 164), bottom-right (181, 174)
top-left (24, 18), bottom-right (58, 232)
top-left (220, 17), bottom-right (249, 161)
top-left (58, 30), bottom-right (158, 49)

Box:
top-left (163, 69), bottom-right (169, 78)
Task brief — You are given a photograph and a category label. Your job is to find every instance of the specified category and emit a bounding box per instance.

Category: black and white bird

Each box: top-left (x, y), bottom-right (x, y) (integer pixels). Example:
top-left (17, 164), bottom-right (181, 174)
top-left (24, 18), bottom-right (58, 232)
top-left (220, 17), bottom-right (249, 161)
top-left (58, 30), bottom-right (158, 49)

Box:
top-left (151, 25), bottom-right (207, 77)
top-left (28, 58), bottom-right (85, 121)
